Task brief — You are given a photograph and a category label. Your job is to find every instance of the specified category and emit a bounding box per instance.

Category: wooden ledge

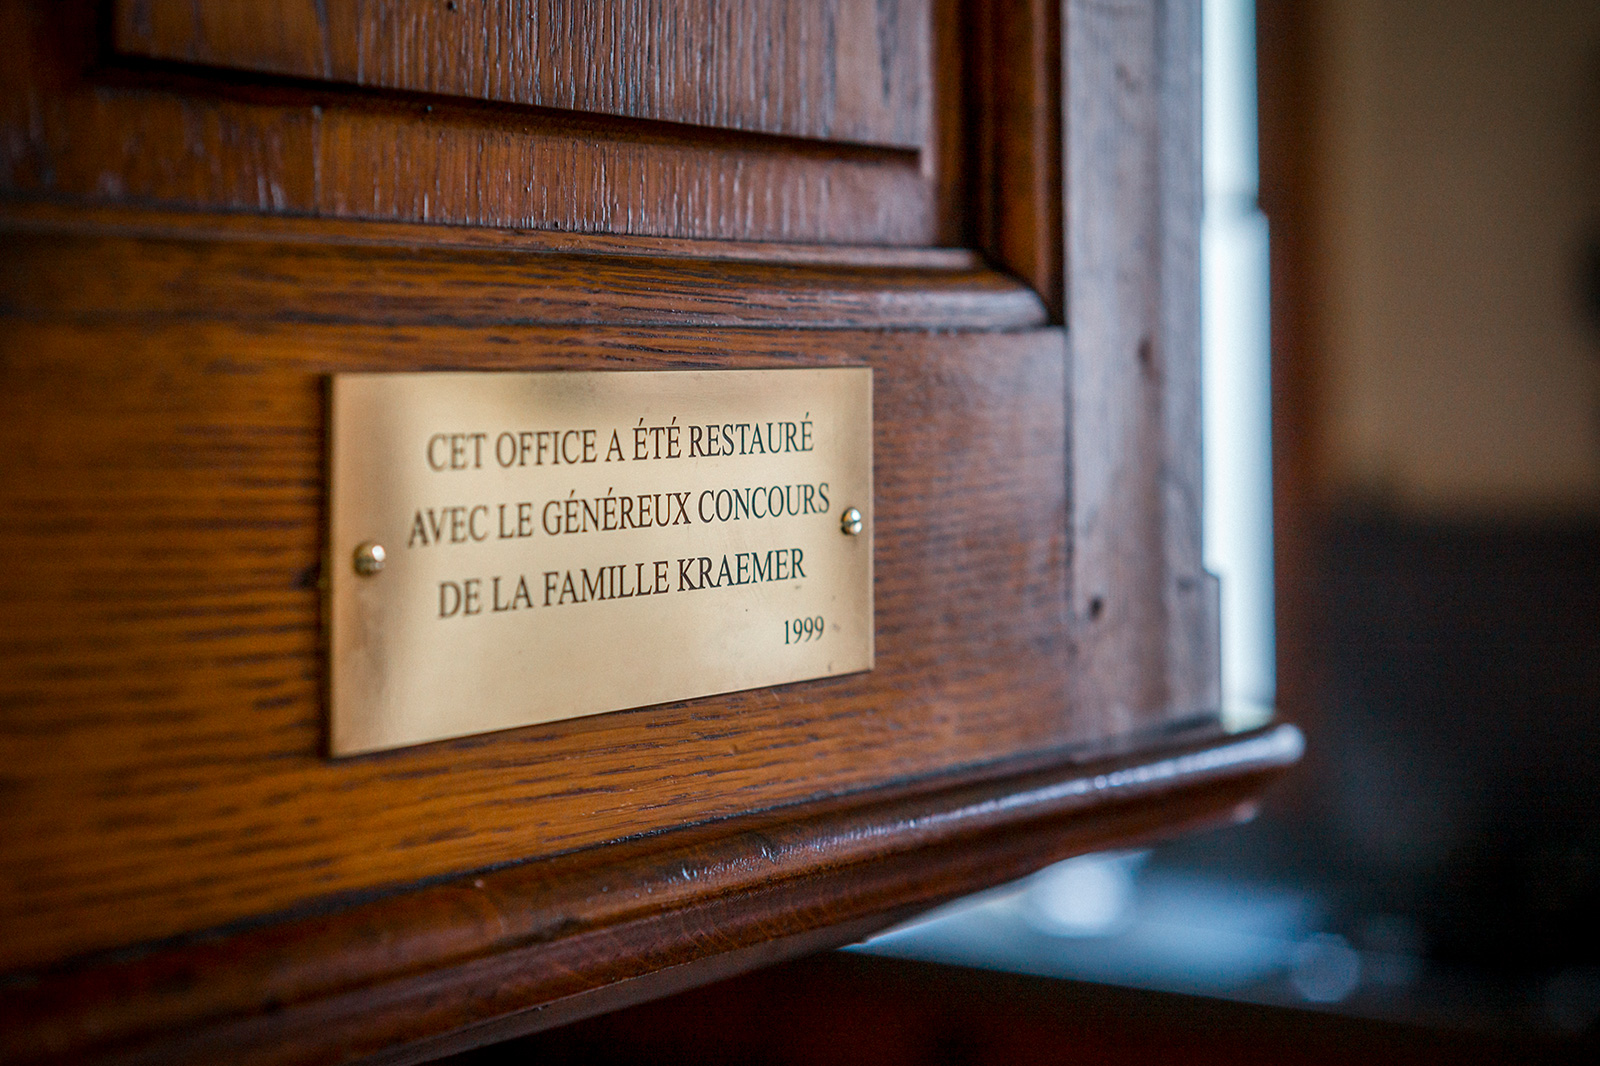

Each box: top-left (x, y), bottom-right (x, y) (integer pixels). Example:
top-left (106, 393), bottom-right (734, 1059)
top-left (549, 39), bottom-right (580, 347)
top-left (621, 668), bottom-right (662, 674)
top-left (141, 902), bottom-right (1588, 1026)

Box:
top-left (0, 201), bottom-right (1048, 331)
top-left (3, 724), bottom-right (1303, 1066)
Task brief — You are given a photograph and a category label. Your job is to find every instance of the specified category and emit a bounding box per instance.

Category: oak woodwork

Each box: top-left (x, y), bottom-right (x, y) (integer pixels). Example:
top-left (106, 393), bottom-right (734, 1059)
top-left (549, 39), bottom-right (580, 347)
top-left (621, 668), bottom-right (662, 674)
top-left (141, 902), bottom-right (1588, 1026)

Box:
top-left (0, 205), bottom-right (1072, 972)
top-left (1, 0), bottom-right (960, 244)
top-left (0, 725), bottom-right (1303, 1066)
top-left (965, 0), bottom-right (1062, 321)
top-left (0, 1), bottom-right (1260, 1062)
top-left (0, 203), bottom-right (1046, 331)
top-left (115, 0), bottom-right (930, 150)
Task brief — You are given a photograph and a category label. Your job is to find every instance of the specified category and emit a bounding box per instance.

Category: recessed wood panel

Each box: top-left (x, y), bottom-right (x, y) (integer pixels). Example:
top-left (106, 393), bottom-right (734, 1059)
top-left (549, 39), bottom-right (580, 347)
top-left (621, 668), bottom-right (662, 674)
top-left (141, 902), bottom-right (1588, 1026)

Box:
top-left (114, 0), bottom-right (929, 150)
top-left (1, 1), bottom-right (958, 244)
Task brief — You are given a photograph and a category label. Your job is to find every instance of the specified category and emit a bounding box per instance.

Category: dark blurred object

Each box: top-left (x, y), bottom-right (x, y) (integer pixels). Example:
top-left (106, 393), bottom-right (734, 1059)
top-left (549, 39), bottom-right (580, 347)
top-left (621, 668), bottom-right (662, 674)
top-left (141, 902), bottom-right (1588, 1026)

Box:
top-left (443, 951), bottom-right (1583, 1065)
top-left (1157, 510), bottom-right (1600, 1036)
top-left (1254, 0), bottom-right (1600, 1038)
top-left (1304, 511), bottom-right (1600, 973)
top-left (1163, 510), bottom-right (1600, 1034)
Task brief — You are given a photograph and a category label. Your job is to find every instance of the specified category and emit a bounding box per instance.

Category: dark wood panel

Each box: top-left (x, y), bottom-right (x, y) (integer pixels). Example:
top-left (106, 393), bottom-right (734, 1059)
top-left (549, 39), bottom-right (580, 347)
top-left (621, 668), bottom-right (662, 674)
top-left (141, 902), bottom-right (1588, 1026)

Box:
top-left (0, 220), bottom-right (1071, 970)
top-left (0, 725), bottom-right (1303, 1066)
top-left (1, 1), bottom-right (955, 244)
top-left (115, 0), bottom-right (929, 150)
top-left (0, 203), bottom-right (1046, 330)
top-left (966, 0), bottom-right (1062, 322)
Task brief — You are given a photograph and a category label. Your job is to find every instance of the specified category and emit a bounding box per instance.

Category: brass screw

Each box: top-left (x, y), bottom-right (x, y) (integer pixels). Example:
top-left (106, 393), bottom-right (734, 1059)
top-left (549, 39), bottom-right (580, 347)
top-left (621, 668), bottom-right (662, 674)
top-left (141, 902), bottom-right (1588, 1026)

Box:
top-left (352, 541), bottom-right (387, 576)
top-left (840, 507), bottom-right (864, 536)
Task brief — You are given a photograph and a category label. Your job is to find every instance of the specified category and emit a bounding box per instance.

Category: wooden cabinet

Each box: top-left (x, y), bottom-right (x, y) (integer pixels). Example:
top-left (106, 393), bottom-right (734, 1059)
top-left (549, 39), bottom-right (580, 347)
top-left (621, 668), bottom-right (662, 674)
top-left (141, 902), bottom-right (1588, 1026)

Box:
top-left (0, 2), bottom-right (1298, 1063)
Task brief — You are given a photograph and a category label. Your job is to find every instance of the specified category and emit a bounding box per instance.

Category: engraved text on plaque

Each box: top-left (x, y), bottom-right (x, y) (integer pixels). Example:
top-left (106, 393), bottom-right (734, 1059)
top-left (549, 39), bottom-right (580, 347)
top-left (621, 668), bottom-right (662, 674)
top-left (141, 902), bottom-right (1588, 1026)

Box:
top-left (328, 369), bottom-right (873, 755)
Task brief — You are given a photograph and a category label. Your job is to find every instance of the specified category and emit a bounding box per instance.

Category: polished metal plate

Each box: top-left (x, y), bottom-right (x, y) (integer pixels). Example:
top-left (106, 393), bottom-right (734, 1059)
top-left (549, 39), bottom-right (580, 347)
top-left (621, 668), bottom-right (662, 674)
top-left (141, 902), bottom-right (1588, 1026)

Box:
top-left (328, 369), bottom-right (873, 755)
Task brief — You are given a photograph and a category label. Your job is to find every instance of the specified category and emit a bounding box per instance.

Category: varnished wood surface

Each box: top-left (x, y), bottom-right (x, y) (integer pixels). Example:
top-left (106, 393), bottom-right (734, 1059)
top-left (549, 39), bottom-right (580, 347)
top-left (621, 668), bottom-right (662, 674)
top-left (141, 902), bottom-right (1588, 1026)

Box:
top-left (1, 0), bottom-right (957, 244)
top-left (0, 4), bottom-right (1252, 1062)
top-left (0, 725), bottom-right (1304, 1066)
top-left (116, 0), bottom-right (929, 150)
top-left (0, 201), bottom-right (981, 268)
top-left (966, 0), bottom-right (1062, 322)
top-left (0, 203), bottom-right (1046, 331)
top-left (0, 212), bottom-right (1072, 970)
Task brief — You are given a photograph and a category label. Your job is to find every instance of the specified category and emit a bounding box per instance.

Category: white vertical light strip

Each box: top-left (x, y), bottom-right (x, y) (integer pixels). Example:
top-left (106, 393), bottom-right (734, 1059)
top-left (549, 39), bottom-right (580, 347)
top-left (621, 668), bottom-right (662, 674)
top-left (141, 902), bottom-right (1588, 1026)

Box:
top-left (1202, 0), bottom-right (1275, 731)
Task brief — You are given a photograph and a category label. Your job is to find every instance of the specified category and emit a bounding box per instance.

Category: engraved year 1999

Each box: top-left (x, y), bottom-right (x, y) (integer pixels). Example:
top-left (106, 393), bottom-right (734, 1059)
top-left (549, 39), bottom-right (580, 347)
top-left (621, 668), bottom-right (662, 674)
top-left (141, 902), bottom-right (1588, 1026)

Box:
top-left (785, 616), bottom-right (824, 644)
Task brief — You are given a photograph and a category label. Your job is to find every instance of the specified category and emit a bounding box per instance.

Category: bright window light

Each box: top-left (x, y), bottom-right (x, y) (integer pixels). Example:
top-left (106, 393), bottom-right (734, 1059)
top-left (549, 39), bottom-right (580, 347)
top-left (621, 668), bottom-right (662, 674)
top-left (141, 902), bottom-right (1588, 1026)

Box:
top-left (1202, 0), bottom-right (1275, 731)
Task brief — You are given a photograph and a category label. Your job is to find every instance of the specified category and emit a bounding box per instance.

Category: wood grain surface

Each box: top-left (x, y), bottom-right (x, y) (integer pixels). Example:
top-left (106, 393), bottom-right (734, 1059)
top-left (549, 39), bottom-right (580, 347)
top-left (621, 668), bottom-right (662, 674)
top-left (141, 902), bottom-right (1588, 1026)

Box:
top-left (115, 0), bottom-right (929, 150)
top-left (0, 203), bottom-right (1046, 331)
top-left (0, 3), bottom-right (1259, 1061)
top-left (0, 205), bottom-right (1072, 972)
top-left (0, 725), bottom-right (1303, 1066)
top-left (1, 0), bottom-right (958, 244)
top-left (0, 200), bottom-right (983, 266)
top-left (965, 0), bottom-right (1062, 322)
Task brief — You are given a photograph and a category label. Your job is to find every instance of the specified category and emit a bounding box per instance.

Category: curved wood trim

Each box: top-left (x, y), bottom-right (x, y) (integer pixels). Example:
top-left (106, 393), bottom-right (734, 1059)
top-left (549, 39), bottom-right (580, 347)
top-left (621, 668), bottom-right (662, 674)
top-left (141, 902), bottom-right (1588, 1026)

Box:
top-left (0, 201), bottom-right (1048, 331)
top-left (3, 724), bottom-right (1303, 1066)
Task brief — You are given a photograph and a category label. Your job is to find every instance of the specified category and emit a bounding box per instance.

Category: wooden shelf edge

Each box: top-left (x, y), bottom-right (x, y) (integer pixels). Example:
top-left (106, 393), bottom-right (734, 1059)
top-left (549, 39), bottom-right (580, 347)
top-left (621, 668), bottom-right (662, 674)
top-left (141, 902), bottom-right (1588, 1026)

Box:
top-left (4, 724), bottom-right (1303, 1066)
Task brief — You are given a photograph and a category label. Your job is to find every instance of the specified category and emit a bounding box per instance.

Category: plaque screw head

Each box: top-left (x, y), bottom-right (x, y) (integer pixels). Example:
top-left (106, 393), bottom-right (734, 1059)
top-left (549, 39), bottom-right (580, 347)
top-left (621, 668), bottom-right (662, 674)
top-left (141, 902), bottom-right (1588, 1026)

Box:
top-left (352, 541), bottom-right (387, 576)
top-left (840, 507), bottom-right (864, 536)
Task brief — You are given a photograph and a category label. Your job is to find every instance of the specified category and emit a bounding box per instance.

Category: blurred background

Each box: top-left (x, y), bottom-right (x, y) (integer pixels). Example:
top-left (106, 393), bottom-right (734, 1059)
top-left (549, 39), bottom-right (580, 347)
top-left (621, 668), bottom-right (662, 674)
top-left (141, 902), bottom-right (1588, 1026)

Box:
top-left (455, 0), bottom-right (1600, 1060)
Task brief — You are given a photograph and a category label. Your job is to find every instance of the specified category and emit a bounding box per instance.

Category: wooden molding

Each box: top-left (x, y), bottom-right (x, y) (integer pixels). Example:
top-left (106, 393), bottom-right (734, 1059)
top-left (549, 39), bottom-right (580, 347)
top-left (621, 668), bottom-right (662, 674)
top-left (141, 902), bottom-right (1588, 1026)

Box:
top-left (0, 200), bottom-right (1047, 332)
top-left (2, 724), bottom-right (1303, 1066)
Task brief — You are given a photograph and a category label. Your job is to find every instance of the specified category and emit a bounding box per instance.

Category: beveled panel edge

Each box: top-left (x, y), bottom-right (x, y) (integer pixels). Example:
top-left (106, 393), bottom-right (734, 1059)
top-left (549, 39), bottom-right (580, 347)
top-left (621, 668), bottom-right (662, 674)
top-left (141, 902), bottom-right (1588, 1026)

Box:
top-left (0, 200), bottom-right (980, 270)
top-left (0, 201), bottom-right (1049, 332)
top-left (1, 724), bottom-right (1303, 1066)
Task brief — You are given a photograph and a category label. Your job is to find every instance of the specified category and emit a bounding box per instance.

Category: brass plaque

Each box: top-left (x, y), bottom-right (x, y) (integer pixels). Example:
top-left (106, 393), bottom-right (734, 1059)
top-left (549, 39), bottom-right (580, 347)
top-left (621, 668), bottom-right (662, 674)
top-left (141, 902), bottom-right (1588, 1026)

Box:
top-left (328, 369), bottom-right (873, 755)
